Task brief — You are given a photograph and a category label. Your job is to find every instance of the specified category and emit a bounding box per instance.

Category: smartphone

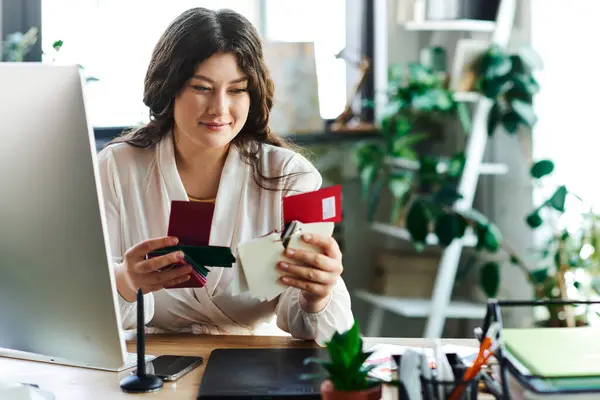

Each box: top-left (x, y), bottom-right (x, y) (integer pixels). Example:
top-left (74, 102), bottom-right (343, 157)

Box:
top-left (133, 355), bottom-right (204, 381)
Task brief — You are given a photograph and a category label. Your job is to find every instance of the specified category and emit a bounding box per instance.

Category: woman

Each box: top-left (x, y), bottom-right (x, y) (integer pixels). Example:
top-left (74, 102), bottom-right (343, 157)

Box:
top-left (97, 7), bottom-right (353, 345)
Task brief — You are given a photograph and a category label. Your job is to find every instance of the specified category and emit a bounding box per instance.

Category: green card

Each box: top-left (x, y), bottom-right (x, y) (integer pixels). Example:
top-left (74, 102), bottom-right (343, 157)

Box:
top-left (150, 245), bottom-right (235, 276)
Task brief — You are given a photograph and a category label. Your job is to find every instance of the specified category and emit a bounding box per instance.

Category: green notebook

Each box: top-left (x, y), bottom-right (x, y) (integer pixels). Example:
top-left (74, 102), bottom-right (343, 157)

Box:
top-left (504, 327), bottom-right (600, 378)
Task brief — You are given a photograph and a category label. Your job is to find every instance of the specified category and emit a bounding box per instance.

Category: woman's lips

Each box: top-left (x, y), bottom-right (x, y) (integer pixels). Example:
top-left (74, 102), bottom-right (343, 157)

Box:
top-left (200, 122), bottom-right (230, 131)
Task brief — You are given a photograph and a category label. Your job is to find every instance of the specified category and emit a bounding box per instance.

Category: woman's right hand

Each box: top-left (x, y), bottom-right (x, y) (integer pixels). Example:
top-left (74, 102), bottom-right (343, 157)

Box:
top-left (115, 236), bottom-right (193, 302)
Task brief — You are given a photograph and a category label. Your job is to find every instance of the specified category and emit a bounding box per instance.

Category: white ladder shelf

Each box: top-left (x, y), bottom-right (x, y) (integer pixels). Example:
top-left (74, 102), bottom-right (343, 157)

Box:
top-left (359, 0), bottom-right (518, 338)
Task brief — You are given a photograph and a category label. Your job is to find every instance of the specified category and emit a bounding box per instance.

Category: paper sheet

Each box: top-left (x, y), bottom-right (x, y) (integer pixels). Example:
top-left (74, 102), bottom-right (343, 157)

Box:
top-left (363, 343), bottom-right (479, 382)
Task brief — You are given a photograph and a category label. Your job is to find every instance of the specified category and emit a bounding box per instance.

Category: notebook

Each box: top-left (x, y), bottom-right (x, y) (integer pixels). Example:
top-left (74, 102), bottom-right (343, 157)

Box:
top-left (503, 327), bottom-right (600, 378)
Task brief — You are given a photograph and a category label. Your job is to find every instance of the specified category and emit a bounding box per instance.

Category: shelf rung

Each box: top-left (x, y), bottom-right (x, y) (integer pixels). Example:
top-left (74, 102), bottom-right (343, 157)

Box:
top-left (386, 158), bottom-right (508, 176)
top-left (371, 222), bottom-right (477, 247)
top-left (404, 19), bottom-right (496, 32)
top-left (479, 163), bottom-right (509, 175)
top-left (355, 290), bottom-right (486, 319)
top-left (453, 92), bottom-right (481, 102)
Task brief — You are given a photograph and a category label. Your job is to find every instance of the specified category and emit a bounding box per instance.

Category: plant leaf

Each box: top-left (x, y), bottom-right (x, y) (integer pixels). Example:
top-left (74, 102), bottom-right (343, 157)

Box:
top-left (406, 200), bottom-right (429, 245)
top-left (525, 210), bottom-right (543, 228)
top-left (388, 176), bottom-right (411, 200)
top-left (448, 152), bottom-right (466, 179)
top-left (434, 213), bottom-right (461, 246)
top-left (501, 111), bottom-right (521, 134)
top-left (511, 99), bottom-right (537, 127)
top-left (481, 76), bottom-right (510, 98)
top-left (394, 117), bottom-right (412, 136)
top-left (391, 132), bottom-right (428, 155)
top-left (367, 177), bottom-right (385, 222)
top-left (487, 102), bottom-right (502, 136)
top-left (359, 163), bottom-right (379, 200)
top-left (530, 160), bottom-right (554, 179)
top-left (458, 208), bottom-right (490, 226)
top-left (475, 223), bottom-right (502, 252)
top-left (480, 262), bottom-right (501, 298)
top-left (487, 53), bottom-right (513, 77)
top-left (530, 268), bottom-right (549, 284)
top-left (355, 142), bottom-right (384, 172)
top-left (549, 185), bottom-right (567, 212)
top-left (342, 322), bottom-right (362, 360)
top-left (433, 186), bottom-right (463, 206)
top-left (419, 156), bottom-right (439, 184)
top-left (388, 64), bottom-right (403, 82)
top-left (397, 146), bottom-right (419, 161)
top-left (52, 39), bottom-right (64, 51)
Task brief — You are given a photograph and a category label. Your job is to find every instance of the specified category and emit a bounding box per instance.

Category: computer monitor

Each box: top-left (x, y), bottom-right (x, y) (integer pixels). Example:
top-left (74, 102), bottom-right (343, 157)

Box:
top-left (0, 63), bottom-right (136, 371)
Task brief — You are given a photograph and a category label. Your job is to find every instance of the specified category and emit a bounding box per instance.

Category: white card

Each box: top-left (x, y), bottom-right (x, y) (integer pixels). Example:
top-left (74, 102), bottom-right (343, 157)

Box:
top-left (230, 261), bottom-right (249, 296)
top-left (286, 221), bottom-right (335, 255)
top-left (236, 232), bottom-right (291, 301)
top-left (235, 221), bottom-right (335, 301)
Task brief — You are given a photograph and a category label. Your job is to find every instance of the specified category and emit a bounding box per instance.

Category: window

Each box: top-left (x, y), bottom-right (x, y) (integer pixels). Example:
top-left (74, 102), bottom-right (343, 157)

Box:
top-left (41, 0), bottom-right (345, 128)
top-left (531, 1), bottom-right (600, 215)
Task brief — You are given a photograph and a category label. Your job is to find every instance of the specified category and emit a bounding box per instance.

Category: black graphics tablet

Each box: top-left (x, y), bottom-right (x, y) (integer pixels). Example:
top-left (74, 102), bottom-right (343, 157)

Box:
top-left (197, 347), bottom-right (329, 399)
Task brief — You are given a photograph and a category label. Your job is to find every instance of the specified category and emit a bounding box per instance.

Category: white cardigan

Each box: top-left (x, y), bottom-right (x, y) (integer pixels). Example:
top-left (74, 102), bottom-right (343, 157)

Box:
top-left (97, 132), bottom-right (354, 344)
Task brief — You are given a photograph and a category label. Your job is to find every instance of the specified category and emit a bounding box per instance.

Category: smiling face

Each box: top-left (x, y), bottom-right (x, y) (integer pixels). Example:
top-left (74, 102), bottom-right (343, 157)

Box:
top-left (173, 52), bottom-right (251, 151)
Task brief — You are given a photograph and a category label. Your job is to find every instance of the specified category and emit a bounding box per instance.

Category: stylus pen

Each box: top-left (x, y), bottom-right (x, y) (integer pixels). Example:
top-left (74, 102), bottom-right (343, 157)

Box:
top-left (137, 288), bottom-right (145, 377)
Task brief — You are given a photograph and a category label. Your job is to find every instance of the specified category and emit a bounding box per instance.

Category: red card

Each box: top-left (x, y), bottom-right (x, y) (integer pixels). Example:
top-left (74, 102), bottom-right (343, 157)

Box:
top-left (162, 200), bottom-right (215, 288)
top-left (283, 185), bottom-right (342, 224)
top-left (167, 201), bottom-right (214, 246)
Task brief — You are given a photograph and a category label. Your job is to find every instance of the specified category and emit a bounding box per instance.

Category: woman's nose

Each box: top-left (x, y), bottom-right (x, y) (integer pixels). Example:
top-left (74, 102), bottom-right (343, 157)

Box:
top-left (207, 92), bottom-right (228, 116)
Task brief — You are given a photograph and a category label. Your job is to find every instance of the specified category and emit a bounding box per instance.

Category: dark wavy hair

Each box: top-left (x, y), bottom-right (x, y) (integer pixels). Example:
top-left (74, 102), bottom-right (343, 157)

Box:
top-left (109, 7), bottom-right (301, 189)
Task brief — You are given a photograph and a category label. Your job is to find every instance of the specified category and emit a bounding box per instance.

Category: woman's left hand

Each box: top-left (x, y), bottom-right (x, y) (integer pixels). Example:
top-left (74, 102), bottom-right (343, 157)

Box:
top-left (278, 233), bottom-right (343, 313)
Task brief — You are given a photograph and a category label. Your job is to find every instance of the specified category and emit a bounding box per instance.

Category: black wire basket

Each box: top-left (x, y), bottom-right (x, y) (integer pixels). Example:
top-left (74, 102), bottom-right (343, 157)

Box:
top-left (476, 298), bottom-right (600, 400)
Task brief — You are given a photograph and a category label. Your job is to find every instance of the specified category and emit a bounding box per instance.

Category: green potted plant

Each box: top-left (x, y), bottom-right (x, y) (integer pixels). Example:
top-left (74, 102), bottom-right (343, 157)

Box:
top-left (355, 47), bottom-right (470, 225)
top-left (472, 43), bottom-right (543, 136)
top-left (302, 321), bottom-right (395, 399)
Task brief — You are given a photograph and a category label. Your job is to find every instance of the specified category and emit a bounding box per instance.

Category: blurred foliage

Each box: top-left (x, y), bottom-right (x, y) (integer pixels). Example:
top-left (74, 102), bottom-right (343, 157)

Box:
top-left (473, 44), bottom-right (543, 136)
top-left (2, 27), bottom-right (39, 61)
top-left (351, 44), bottom-right (600, 309)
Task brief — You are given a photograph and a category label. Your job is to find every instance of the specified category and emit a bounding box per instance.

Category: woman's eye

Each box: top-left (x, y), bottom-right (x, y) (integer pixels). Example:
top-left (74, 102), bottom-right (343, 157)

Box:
top-left (192, 85), bottom-right (210, 92)
top-left (230, 88), bottom-right (248, 94)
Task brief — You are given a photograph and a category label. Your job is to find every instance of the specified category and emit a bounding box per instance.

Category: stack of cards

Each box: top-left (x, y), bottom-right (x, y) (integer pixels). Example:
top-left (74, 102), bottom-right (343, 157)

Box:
top-left (233, 185), bottom-right (343, 300)
top-left (148, 201), bottom-right (235, 289)
top-left (150, 245), bottom-right (235, 287)
top-left (235, 221), bottom-right (335, 301)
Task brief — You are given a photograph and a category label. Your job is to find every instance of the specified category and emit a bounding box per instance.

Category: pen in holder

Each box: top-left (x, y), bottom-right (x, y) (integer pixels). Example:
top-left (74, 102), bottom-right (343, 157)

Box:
top-left (394, 353), bottom-right (482, 400)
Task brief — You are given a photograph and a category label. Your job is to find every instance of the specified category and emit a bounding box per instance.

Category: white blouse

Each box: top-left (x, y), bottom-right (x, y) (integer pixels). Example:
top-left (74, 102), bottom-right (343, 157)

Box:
top-left (97, 132), bottom-right (354, 345)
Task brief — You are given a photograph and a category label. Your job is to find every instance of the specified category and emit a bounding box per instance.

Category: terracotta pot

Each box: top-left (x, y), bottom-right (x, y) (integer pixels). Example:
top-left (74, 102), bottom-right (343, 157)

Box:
top-left (320, 380), bottom-right (382, 400)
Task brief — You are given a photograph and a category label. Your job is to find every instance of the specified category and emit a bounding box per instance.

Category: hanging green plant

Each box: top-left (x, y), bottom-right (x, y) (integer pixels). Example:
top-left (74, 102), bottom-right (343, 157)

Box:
top-left (355, 49), bottom-right (467, 226)
top-left (473, 44), bottom-right (543, 136)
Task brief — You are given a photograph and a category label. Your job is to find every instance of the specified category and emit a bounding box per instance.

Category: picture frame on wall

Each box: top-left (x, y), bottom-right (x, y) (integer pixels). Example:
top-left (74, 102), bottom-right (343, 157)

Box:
top-left (262, 41), bottom-right (322, 135)
top-left (449, 38), bottom-right (489, 92)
